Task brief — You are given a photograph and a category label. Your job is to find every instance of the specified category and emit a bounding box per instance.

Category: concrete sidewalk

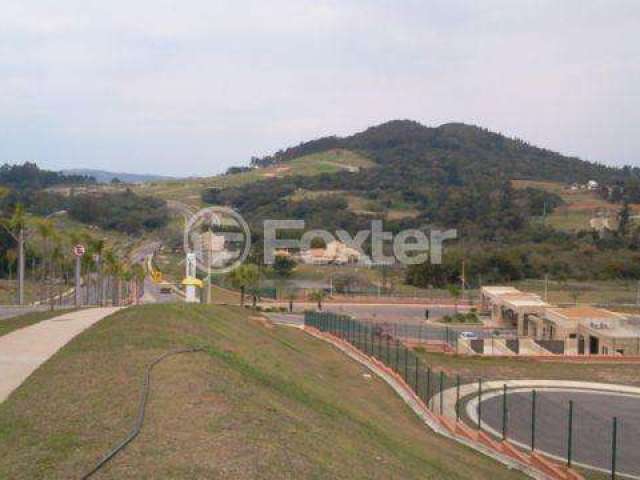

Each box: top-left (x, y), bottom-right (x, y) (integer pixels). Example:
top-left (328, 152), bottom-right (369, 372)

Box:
top-left (0, 307), bottom-right (120, 403)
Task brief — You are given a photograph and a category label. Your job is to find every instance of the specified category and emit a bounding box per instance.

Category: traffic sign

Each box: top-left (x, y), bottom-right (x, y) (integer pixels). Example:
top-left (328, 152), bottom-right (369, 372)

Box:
top-left (73, 244), bottom-right (86, 257)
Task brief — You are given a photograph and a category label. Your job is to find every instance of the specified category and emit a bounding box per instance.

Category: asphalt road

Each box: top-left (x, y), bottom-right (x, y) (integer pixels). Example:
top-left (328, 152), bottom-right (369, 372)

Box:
top-left (321, 304), bottom-right (454, 323)
top-left (481, 390), bottom-right (640, 478)
top-left (141, 275), bottom-right (181, 304)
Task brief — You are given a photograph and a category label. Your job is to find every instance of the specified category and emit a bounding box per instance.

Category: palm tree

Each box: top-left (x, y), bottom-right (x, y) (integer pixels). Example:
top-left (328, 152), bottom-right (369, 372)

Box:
top-left (448, 284), bottom-right (462, 313)
top-left (228, 264), bottom-right (261, 307)
top-left (1, 204), bottom-right (27, 304)
top-left (103, 249), bottom-right (121, 305)
top-left (285, 288), bottom-right (298, 313)
top-left (50, 240), bottom-right (64, 308)
top-left (35, 219), bottom-right (55, 304)
top-left (130, 263), bottom-right (146, 304)
top-left (309, 289), bottom-right (326, 311)
top-left (81, 253), bottom-right (96, 304)
top-left (5, 248), bottom-right (17, 281)
top-left (85, 235), bottom-right (106, 305)
top-left (122, 266), bottom-right (134, 305)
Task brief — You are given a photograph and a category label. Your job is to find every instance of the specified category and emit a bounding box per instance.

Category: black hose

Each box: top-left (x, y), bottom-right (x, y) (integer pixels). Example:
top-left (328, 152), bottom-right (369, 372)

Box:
top-left (81, 347), bottom-right (204, 479)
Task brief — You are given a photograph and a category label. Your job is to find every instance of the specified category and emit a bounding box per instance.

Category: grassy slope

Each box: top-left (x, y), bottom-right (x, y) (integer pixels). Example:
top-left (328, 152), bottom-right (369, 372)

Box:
top-left (136, 149), bottom-right (376, 208)
top-left (414, 349), bottom-right (640, 387)
top-left (512, 179), bottom-right (640, 232)
top-left (0, 304), bottom-right (523, 480)
top-left (0, 309), bottom-right (76, 337)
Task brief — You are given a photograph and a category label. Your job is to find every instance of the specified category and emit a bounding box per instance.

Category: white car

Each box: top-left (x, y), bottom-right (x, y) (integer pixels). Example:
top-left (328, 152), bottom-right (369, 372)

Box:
top-left (459, 331), bottom-right (479, 340)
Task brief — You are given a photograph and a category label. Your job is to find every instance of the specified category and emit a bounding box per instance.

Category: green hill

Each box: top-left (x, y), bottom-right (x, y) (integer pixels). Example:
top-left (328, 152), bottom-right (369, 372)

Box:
top-left (0, 304), bottom-right (523, 479)
top-left (205, 120), bottom-right (614, 238)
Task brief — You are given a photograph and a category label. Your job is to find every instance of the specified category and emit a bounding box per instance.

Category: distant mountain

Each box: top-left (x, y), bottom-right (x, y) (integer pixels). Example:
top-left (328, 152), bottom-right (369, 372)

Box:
top-left (252, 120), bottom-right (619, 185)
top-left (60, 168), bottom-right (175, 184)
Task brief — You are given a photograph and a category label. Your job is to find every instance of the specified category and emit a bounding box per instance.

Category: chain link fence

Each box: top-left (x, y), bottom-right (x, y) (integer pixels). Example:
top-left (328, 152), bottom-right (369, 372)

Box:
top-left (305, 311), bottom-right (640, 479)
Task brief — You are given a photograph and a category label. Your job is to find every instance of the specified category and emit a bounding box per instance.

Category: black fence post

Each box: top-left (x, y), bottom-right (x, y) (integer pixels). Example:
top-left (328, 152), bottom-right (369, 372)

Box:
top-left (567, 400), bottom-right (573, 468)
top-left (477, 378), bottom-right (482, 430)
top-left (531, 390), bottom-right (537, 452)
top-left (455, 375), bottom-right (460, 421)
top-left (395, 339), bottom-right (400, 371)
top-left (365, 325), bottom-right (371, 354)
top-left (415, 357), bottom-right (419, 392)
top-left (439, 371), bottom-right (445, 415)
top-left (386, 336), bottom-right (390, 364)
top-left (502, 384), bottom-right (508, 441)
top-left (404, 347), bottom-right (409, 381)
top-left (427, 368), bottom-right (432, 409)
top-left (611, 417), bottom-right (618, 479)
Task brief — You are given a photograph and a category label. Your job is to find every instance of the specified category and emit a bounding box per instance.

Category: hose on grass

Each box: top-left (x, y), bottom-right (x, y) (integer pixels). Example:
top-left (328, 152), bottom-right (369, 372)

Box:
top-left (81, 347), bottom-right (205, 479)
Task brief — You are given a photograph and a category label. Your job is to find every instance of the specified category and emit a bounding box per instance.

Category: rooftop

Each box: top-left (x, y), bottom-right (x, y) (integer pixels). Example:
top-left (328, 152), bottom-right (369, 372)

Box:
top-left (546, 306), bottom-right (623, 321)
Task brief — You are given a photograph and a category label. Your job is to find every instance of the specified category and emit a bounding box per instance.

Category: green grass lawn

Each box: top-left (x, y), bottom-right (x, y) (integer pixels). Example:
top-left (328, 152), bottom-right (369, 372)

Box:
top-left (413, 349), bottom-right (640, 388)
top-left (0, 304), bottom-right (524, 479)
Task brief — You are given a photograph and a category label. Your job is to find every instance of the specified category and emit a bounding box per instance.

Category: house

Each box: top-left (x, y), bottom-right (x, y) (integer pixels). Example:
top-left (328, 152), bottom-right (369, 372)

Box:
top-left (298, 241), bottom-right (361, 265)
top-left (483, 286), bottom-right (640, 356)
top-left (529, 306), bottom-right (623, 340)
top-left (587, 180), bottom-right (599, 190)
top-left (480, 287), bottom-right (551, 335)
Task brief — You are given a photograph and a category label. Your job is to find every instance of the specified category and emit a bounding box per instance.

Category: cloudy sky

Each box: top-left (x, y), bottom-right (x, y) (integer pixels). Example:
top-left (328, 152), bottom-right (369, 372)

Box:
top-left (1, 0), bottom-right (638, 176)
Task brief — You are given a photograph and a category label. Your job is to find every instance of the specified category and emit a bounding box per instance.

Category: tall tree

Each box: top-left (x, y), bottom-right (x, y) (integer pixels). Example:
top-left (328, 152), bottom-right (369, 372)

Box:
top-left (35, 219), bottom-right (55, 304)
top-left (228, 264), bottom-right (261, 307)
top-left (1, 204), bottom-right (27, 304)
top-left (617, 199), bottom-right (631, 237)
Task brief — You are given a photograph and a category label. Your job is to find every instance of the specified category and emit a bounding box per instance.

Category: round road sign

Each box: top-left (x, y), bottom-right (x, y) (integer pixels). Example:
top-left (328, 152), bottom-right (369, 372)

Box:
top-left (73, 244), bottom-right (86, 257)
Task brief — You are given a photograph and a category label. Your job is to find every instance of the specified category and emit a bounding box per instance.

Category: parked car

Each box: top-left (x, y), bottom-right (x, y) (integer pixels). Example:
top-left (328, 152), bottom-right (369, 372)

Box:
top-left (459, 331), bottom-right (479, 340)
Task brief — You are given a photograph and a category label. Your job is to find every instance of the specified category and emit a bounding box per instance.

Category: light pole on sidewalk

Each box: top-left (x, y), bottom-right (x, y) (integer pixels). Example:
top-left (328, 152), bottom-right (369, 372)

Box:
top-left (73, 244), bottom-right (85, 307)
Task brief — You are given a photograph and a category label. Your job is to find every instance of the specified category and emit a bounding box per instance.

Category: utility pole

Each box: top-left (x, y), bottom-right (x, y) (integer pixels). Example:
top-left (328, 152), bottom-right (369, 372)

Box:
top-left (544, 274), bottom-right (549, 302)
top-left (75, 256), bottom-right (81, 307)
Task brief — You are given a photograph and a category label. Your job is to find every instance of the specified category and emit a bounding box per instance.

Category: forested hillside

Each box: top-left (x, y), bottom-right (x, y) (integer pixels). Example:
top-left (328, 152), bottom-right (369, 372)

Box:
top-left (207, 120), bottom-right (611, 239)
top-left (251, 120), bottom-right (620, 184)
top-left (205, 120), bottom-right (640, 284)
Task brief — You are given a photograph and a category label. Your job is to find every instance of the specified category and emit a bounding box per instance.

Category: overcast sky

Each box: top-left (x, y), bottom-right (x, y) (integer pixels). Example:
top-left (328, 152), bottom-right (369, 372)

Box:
top-left (1, 0), bottom-right (638, 176)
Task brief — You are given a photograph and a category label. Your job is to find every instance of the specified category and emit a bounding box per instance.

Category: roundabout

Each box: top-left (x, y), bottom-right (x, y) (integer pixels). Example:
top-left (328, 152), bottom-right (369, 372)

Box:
top-left (438, 380), bottom-right (640, 479)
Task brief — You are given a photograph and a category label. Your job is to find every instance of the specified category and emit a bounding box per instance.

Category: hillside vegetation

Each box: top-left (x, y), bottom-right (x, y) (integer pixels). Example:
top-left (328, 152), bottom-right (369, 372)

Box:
top-left (204, 120), bottom-right (615, 239)
top-left (138, 148), bottom-right (374, 208)
top-left (0, 304), bottom-right (523, 479)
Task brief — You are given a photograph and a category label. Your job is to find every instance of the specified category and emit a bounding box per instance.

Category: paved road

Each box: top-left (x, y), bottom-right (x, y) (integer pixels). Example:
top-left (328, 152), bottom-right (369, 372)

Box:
top-left (0, 307), bottom-right (120, 403)
top-left (269, 305), bottom-right (504, 342)
top-left (140, 275), bottom-right (181, 304)
top-left (481, 390), bottom-right (640, 478)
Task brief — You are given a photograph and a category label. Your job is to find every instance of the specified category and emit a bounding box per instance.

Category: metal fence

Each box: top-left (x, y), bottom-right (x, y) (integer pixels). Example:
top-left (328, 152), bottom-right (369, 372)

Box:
top-left (305, 311), bottom-right (640, 479)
